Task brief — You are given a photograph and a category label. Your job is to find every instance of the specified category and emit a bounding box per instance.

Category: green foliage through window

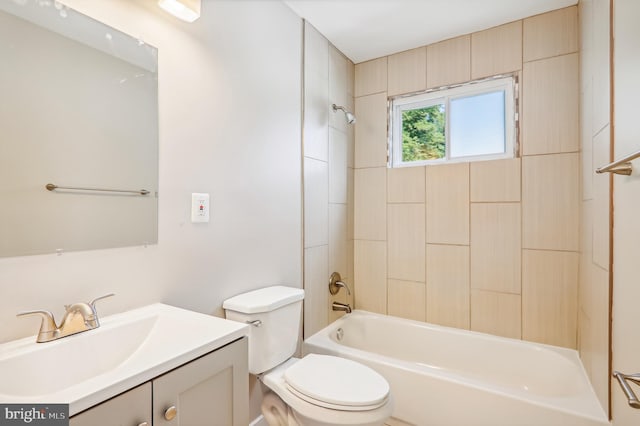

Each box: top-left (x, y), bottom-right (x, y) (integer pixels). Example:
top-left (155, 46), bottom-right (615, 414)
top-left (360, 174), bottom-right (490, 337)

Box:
top-left (391, 76), bottom-right (516, 167)
top-left (401, 104), bottom-right (445, 162)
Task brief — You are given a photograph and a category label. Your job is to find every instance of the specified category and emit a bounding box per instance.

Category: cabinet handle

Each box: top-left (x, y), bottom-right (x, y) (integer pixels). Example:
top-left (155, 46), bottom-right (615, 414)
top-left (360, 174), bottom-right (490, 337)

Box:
top-left (137, 423), bottom-right (150, 426)
top-left (164, 405), bottom-right (178, 421)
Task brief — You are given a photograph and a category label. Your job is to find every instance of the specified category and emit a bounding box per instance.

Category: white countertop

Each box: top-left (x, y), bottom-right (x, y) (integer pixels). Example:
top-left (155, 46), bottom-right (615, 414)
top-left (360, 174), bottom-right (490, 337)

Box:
top-left (0, 303), bottom-right (249, 415)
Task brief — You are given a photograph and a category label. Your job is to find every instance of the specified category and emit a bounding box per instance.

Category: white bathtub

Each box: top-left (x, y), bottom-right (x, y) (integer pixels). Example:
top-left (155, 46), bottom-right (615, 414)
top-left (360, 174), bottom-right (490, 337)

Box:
top-left (303, 311), bottom-right (609, 426)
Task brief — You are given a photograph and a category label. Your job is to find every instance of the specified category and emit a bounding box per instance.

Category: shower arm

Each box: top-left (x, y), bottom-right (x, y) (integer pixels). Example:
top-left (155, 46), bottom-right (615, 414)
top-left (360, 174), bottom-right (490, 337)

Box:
top-left (331, 104), bottom-right (356, 124)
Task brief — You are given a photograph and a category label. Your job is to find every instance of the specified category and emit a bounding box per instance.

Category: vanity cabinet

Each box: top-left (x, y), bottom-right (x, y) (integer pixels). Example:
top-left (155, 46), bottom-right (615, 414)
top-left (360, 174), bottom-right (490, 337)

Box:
top-left (153, 336), bottom-right (248, 426)
top-left (70, 337), bottom-right (248, 426)
top-left (69, 383), bottom-right (151, 426)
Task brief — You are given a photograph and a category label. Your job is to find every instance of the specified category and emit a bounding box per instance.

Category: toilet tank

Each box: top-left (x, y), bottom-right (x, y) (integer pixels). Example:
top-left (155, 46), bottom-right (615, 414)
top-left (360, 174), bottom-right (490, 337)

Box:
top-left (223, 286), bottom-right (304, 374)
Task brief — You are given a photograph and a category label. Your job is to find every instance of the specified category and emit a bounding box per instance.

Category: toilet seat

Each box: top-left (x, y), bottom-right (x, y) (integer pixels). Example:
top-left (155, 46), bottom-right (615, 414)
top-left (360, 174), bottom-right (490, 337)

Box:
top-left (262, 357), bottom-right (393, 426)
top-left (283, 354), bottom-right (389, 411)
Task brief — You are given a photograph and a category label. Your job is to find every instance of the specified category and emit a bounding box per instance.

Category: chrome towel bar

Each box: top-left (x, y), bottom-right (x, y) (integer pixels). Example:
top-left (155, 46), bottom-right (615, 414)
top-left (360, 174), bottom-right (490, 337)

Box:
top-left (595, 149), bottom-right (640, 176)
top-left (46, 183), bottom-right (150, 196)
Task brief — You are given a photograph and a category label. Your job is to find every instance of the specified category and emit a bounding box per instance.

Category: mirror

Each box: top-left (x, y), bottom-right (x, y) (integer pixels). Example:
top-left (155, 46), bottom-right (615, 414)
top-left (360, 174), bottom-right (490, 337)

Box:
top-left (0, 1), bottom-right (158, 257)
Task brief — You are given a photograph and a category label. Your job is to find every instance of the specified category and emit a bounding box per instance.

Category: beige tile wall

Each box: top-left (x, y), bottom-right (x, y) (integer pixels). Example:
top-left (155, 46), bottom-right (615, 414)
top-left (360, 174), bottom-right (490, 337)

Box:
top-left (522, 153), bottom-right (580, 251)
top-left (426, 244), bottom-right (470, 329)
top-left (522, 53), bottom-right (579, 155)
top-left (388, 203), bottom-right (425, 282)
top-left (426, 36), bottom-right (470, 88)
top-left (470, 289), bottom-right (521, 339)
top-left (522, 249), bottom-right (579, 347)
top-left (470, 203), bottom-right (521, 294)
top-left (578, 0), bottom-right (611, 414)
top-left (355, 93), bottom-right (388, 168)
top-left (426, 163), bottom-right (469, 245)
top-left (471, 21), bottom-right (522, 79)
top-left (387, 47), bottom-right (426, 97)
top-left (303, 23), bottom-right (355, 336)
top-left (353, 6), bottom-right (582, 349)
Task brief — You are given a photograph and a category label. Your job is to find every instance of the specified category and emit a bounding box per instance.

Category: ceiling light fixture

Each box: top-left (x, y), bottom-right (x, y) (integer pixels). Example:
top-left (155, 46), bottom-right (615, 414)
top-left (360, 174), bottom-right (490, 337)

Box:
top-left (158, 0), bottom-right (201, 23)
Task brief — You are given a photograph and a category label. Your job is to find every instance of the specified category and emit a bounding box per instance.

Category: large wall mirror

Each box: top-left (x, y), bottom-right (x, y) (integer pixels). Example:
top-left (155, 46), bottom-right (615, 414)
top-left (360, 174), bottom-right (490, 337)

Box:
top-left (0, 1), bottom-right (159, 258)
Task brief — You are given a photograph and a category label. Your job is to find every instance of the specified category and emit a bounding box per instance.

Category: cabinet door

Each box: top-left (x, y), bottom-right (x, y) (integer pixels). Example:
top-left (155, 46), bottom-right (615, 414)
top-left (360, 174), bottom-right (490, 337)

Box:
top-left (69, 382), bottom-right (152, 426)
top-left (153, 337), bottom-right (248, 426)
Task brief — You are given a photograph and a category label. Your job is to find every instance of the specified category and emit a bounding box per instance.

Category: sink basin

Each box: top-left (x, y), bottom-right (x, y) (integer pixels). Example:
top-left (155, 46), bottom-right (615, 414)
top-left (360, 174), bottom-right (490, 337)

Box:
top-left (0, 303), bottom-right (248, 415)
top-left (0, 315), bottom-right (156, 396)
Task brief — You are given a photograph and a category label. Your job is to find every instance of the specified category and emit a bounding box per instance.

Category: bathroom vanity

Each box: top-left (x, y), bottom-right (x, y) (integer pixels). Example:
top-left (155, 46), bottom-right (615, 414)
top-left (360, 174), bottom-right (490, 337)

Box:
top-left (0, 304), bottom-right (249, 426)
top-left (70, 337), bottom-right (248, 426)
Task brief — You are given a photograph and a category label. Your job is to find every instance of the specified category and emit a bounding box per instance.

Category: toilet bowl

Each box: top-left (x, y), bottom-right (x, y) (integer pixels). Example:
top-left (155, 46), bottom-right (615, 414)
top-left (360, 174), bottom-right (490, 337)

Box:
top-left (261, 357), bottom-right (393, 426)
top-left (223, 286), bottom-right (393, 426)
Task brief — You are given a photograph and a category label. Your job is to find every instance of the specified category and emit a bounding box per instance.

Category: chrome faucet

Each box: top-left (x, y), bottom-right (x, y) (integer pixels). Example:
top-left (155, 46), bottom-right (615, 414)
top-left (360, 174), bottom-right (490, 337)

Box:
top-left (332, 302), bottom-right (352, 314)
top-left (17, 294), bottom-right (114, 343)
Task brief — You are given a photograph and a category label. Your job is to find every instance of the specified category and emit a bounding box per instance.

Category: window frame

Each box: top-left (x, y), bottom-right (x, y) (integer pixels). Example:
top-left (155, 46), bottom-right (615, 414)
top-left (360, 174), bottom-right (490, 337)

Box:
top-left (389, 75), bottom-right (518, 168)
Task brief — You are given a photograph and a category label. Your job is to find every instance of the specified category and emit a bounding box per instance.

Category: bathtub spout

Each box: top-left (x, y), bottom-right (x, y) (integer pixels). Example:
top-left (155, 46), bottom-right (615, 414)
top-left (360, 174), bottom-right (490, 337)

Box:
top-left (332, 302), bottom-right (352, 313)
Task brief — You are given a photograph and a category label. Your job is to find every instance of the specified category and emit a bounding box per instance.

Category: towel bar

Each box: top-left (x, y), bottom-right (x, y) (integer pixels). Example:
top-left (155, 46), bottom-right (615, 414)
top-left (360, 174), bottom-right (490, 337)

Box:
top-left (595, 149), bottom-right (640, 175)
top-left (45, 183), bottom-right (150, 196)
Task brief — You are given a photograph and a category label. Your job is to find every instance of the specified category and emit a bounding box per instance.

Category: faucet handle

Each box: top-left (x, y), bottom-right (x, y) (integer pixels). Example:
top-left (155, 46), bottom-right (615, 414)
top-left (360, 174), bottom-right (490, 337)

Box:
top-left (329, 272), bottom-right (351, 295)
top-left (88, 293), bottom-right (114, 326)
top-left (89, 293), bottom-right (115, 309)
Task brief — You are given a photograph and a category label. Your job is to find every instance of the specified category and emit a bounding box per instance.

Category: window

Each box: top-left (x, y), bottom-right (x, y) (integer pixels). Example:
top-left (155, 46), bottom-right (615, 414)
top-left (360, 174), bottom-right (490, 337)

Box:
top-left (390, 76), bottom-right (517, 167)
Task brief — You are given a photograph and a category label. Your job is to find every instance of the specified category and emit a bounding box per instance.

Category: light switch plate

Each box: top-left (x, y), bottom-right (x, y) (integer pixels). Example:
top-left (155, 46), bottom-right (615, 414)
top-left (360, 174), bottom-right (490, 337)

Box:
top-left (191, 193), bottom-right (210, 223)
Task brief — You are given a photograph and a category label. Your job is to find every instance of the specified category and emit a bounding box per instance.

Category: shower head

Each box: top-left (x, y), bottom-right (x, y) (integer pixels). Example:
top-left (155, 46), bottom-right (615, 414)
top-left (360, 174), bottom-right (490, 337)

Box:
top-left (345, 111), bottom-right (356, 124)
top-left (332, 104), bottom-right (356, 124)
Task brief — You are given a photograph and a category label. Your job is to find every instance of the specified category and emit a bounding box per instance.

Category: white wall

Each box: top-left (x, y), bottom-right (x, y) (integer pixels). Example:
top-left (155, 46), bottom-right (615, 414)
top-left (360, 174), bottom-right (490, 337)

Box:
top-left (610, 0), bottom-right (640, 422)
top-left (0, 0), bottom-right (302, 345)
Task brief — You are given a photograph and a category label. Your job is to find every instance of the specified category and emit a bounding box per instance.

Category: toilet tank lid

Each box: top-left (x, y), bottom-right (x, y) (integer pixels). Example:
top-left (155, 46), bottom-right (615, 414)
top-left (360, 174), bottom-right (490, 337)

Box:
top-left (223, 286), bottom-right (304, 314)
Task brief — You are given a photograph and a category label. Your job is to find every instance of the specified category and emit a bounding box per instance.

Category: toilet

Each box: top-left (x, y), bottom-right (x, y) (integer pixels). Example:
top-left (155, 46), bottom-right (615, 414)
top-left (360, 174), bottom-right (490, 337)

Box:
top-left (223, 286), bottom-right (393, 426)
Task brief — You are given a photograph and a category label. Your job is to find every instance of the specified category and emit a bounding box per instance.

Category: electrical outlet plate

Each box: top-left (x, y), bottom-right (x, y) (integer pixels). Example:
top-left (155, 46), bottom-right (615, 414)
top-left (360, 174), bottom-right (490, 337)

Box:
top-left (191, 193), bottom-right (209, 223)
